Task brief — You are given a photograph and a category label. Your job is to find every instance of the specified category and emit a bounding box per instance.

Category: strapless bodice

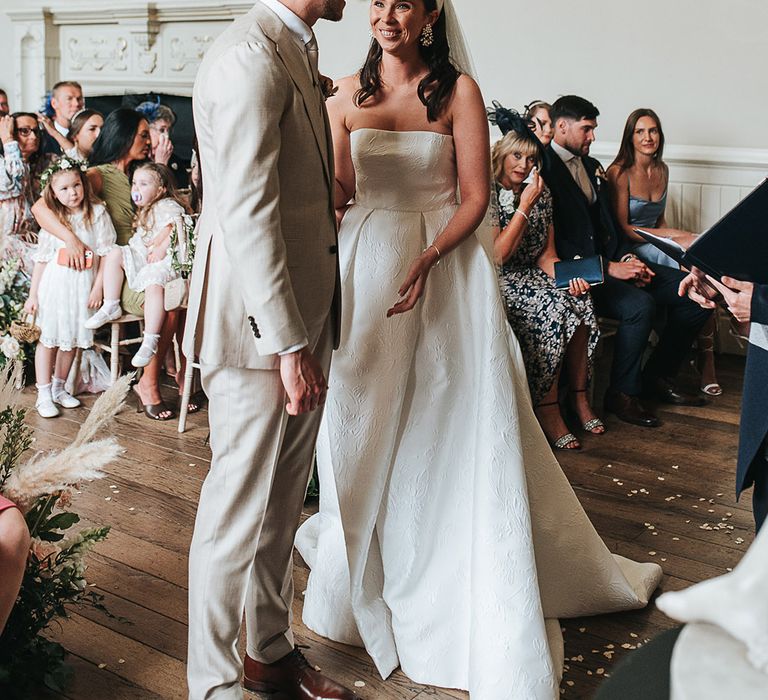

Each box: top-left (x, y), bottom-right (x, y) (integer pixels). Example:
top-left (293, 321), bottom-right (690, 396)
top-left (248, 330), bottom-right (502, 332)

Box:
top-left (351, 128), bottom-right (458, 212)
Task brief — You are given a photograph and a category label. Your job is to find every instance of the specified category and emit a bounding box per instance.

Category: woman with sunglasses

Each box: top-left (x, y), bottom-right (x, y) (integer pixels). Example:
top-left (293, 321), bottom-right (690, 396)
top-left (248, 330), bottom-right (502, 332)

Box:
top-left (0, 113), bottom-right (49, 264)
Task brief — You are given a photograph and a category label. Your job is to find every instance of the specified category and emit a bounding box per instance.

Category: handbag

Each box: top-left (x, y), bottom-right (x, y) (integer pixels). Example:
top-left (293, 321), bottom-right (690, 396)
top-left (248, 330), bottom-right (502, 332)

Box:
top-left (164, 277), bottom-right (189, 311)
top-left (554, 255), bottom-right (604, 290)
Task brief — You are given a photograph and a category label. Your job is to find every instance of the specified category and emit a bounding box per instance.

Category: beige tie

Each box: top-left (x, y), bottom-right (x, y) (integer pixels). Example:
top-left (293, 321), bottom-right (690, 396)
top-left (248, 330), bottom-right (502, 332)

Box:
top-left (305, 35), bottom-right (319, 87)
top-left (569, 157), bottom-right (595, 202)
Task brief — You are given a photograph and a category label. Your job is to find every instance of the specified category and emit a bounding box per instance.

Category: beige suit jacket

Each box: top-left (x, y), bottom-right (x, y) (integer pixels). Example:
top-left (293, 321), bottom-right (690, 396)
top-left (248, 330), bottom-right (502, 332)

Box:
top-left (183, 0), bottom-right (340, 370)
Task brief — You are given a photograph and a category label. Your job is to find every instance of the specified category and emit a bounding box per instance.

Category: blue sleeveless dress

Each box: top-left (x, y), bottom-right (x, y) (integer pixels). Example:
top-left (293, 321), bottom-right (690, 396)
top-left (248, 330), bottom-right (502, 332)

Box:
top-left (628, 179), bottom-right (679, 268)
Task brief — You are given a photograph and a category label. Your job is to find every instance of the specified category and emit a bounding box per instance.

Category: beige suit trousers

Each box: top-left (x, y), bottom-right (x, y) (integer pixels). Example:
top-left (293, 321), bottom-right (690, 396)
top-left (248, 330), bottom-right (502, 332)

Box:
top-left (187, 317), bottom-right (333, 700)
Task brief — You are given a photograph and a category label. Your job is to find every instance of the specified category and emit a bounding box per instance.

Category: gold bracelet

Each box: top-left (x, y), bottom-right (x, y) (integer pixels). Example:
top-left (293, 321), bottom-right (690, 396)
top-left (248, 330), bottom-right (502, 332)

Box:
top-left (515, 209), bottom-right (530, 223)
top-left (424, 242), bottom-right (442, 266)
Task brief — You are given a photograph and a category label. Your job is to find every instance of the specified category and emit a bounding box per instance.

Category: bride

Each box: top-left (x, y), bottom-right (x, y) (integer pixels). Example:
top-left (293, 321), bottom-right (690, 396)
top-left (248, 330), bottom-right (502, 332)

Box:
top-left (295, 1), bottom-right (663, 698)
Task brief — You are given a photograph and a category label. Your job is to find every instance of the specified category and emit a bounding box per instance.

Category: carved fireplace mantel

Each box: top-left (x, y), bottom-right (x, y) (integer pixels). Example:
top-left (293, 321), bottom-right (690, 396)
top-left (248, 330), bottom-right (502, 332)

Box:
top-left (4, 0), bottom-right (254, 111)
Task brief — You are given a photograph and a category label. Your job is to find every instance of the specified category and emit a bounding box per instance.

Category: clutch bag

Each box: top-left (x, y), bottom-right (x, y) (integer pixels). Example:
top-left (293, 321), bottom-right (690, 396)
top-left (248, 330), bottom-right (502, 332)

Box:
top-left (554, 255), bottom-right (604, 289)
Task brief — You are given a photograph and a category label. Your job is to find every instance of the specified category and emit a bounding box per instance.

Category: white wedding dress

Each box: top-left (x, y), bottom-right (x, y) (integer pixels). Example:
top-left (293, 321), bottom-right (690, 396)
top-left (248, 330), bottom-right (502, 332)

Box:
top-left (295, 128), bottom-right (663, 700)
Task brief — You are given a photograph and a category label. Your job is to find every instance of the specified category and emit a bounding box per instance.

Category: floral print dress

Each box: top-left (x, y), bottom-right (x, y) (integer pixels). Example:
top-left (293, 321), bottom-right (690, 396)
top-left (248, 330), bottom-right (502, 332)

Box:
top-left (497, 183), bottom-right (599, 404)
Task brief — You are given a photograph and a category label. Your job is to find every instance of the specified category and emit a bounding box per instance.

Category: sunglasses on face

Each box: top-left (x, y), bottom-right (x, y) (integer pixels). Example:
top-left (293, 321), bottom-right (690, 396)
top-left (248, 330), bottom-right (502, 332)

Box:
top-left (16, 126), bottom-right (40, 137)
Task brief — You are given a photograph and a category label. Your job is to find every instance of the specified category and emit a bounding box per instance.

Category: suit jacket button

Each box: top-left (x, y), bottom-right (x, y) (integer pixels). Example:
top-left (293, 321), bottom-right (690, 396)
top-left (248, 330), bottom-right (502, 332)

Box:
top-left (329, 245), bottom-right (337, 254)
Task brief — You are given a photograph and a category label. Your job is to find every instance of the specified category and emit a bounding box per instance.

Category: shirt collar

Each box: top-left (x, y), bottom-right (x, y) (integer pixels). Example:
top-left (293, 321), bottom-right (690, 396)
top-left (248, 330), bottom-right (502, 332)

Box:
top-left (54, 120), bottom-right (69, 137)
top-left (260, 0), bottom-right (313, 46)
top-left (551, 139), bottom-right (578, 164)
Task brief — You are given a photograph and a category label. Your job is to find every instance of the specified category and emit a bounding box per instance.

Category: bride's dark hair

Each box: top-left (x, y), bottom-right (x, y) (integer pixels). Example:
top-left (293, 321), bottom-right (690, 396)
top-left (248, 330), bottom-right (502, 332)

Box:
top-left (355, 0), bottom-right (460, 122)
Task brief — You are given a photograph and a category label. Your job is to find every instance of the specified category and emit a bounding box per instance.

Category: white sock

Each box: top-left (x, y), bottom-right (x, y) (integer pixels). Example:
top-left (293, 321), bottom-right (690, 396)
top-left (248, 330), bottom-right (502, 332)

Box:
top-left (102, 299), bottom-right (120, 314)
top-left (36, 382), bottom-right (52, 398)
top-left (657, 525), bottom-right (768, 672)
top-left (141, 332), bottom-right (160, 353)
top-left (52, 377), bottom-right (66, 397)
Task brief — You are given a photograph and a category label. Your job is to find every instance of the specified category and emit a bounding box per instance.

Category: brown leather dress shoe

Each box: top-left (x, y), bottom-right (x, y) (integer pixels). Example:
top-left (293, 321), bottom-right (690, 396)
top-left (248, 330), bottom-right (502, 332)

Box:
top-left (642, 377), bottom-right (706, 407)
top-left (243, 647), bottom-right (361, 700)
top-left (604, 391), bottom-right (660, 428)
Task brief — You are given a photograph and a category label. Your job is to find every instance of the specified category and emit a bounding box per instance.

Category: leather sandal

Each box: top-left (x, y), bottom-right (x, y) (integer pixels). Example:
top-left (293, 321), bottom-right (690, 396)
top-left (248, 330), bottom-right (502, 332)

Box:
top-left (694, 332), bottom-right (723, 396)
top-left (569, 388), bottom-right (606, 434)
top-left (132, 385), bottom-right (175, 421)
top-left (179, 390), bottom-right (207, 415)
top-left (535, 400), bottom-right (580, 450)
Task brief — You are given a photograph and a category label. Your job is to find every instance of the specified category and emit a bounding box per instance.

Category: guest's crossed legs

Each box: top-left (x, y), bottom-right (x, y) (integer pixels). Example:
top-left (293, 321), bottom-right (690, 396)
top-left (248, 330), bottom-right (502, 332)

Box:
top-left (591, 264), bottom-right (711, 396)
top-left (187, 320), bottom-right (333, 700)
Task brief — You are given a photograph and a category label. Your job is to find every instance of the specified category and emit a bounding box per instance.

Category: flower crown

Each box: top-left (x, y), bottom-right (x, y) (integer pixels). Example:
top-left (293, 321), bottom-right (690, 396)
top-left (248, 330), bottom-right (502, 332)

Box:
top-left (39, 156), bottom-right (88, 190)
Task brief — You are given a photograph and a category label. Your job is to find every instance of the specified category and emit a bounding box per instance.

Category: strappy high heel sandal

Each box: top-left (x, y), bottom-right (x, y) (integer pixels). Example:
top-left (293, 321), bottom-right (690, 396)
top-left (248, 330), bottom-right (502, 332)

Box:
top-left (534, 400), bottom-right (580, 450)
top-left (693, 332), bottom-right (723, 397)
top-left (569, 388), bottom-right (606, 434)
top-left (132, 385), bottom-right (175, 421)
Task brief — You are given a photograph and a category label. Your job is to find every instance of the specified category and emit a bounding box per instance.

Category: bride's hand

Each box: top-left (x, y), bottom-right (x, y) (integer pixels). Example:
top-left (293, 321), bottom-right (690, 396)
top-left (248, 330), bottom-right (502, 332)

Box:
top-left (386, 248), bottom-right (439, 318)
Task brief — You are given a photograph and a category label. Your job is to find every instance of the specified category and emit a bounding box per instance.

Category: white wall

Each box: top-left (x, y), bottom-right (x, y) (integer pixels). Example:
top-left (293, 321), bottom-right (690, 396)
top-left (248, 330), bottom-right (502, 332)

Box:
top-left (0, 11), bottom-right (14, 109)
top-left (1, 0), bottom-right (767, 151)
top-left (315, 0), bottom-right (768, 151)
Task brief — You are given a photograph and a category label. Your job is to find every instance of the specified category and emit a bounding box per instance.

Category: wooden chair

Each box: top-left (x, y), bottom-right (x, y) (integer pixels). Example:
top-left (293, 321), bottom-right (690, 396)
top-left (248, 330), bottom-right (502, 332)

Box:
top-left (177, 357), bottom-right (201, 434)
top-left (92, 314), bottom-right (145, 384)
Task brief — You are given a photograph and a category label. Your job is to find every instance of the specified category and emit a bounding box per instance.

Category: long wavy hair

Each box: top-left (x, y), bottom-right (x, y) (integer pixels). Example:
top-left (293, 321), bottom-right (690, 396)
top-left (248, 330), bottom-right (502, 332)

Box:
top-left (89, 108), bottom-right (147, 168)
top-left (611, 108), bottom-right (666, 172)
top-left (42, 167), bottom-right (98, 230)
top-left (355, 0), bottom-right (460, 122)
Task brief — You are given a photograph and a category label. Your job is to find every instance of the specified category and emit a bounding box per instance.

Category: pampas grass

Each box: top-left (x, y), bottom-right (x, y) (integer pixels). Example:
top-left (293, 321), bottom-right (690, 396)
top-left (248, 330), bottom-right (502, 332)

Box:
top-left (72, 373), bottom-right (133, 447)
top-left (4, 440), bottom-right (123, 508)
top-left (1, 368), bottom-right (132, 508)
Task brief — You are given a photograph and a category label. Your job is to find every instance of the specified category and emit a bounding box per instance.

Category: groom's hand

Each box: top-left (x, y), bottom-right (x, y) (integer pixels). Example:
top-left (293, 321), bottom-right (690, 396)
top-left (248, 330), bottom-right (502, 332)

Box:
top-left (280, 347), bottom-right (327, 415)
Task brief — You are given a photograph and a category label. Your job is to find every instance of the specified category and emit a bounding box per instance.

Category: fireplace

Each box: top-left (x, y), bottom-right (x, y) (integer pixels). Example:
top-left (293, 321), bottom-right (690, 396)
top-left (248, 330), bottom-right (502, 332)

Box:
top-left (5, 1), bottom-right (252, 119)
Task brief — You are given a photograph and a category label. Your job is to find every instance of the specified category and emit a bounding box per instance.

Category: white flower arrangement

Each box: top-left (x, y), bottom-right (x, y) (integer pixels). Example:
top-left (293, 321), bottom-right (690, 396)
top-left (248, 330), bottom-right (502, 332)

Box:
top-left (1, 335), bottom-right (20, 360)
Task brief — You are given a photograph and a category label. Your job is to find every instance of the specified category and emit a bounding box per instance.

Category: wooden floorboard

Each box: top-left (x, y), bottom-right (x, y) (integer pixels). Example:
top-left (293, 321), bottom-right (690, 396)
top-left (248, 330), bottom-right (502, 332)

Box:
top-left (20, 353), bottom-right (751, 700)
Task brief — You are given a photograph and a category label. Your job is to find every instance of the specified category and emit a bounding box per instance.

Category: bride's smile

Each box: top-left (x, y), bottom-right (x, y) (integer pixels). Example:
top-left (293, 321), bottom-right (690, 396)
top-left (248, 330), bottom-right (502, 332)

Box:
top-left (370, 0), bottom-right (438, 51)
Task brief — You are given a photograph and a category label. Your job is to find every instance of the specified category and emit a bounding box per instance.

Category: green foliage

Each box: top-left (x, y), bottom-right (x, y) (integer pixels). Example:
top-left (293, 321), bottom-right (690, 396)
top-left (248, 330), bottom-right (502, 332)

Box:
top-left (0, 254), bottom-right (35, 369)
top-left (0, 406), bottom-right (33, 489)
top-left (0, 405), bottom-right (114, 696)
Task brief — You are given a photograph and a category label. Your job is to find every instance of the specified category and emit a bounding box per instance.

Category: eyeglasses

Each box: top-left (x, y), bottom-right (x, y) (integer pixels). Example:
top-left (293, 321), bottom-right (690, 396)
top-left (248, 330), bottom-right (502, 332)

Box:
top-left (16, 127), bottom-right (39, 137)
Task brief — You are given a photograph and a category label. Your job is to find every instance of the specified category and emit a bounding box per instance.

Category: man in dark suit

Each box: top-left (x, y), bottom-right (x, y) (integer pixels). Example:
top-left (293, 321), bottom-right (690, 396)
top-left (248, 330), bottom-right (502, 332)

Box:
top-left (541, 95), bottom-right (710, 427)
top-left (682, 271), bottom-right (768, 531)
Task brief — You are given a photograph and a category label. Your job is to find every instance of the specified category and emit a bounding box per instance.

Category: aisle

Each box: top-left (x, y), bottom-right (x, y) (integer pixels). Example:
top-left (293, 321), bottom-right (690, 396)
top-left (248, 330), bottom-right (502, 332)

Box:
top-left (21, 354), bottom-right (751, 700)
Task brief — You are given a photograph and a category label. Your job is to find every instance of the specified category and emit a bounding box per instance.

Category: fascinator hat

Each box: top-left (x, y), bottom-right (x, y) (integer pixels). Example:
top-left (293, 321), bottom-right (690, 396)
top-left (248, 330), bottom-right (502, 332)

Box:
top-left (487, 100), bottom-right (544, 164)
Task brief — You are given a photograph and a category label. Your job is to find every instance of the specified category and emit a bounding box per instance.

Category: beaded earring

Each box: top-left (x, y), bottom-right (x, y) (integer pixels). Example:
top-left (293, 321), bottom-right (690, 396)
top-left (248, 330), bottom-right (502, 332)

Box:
top-left (420, 24), bottom-right (434, 47)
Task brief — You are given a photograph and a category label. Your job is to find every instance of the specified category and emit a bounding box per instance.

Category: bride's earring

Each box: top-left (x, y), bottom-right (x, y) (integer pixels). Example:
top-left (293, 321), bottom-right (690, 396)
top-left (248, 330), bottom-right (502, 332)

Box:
top-left (420, 24), bottom-right (434, 47)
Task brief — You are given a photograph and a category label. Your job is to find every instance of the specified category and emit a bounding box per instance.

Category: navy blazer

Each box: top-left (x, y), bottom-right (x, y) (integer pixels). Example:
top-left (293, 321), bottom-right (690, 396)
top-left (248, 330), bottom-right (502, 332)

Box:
top-left (737, 283), bottom-right (768, 495)
top-left (540, 144), bottom-right (632, 264)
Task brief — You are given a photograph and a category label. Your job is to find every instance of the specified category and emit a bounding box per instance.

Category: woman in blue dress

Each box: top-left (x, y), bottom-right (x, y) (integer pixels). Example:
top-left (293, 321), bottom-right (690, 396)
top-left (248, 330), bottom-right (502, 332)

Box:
top-left (607, 109), bottom-right (721, 396)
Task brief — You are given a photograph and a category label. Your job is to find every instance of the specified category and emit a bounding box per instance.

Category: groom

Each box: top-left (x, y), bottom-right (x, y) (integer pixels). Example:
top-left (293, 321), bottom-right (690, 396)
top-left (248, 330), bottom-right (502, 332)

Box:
top-left (183, 1), bottom-right (352, 698)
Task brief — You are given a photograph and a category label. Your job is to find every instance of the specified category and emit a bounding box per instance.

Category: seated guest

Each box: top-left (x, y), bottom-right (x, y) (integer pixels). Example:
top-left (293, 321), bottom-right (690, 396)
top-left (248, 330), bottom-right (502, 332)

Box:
top-left (0, 113), bottom-right (48, 265)
top-left (490, 104), bottom-right (603, 450)
top-left (524, 100), bottom-right (554, 146)
top-left (0, 89), bottom-right (9, 116)
top-left (38, 81), bottom-right (85, 156)
top-left (0, 495), bottom-right (29, 635)
top-left (540, 95), bottom-right (711, 427)
top-left (135, 101), bottom-right (189, 189)
top-left (607, 108), bottom-right (721, 396)
top-left (64, 109), bottom-right (104, 162)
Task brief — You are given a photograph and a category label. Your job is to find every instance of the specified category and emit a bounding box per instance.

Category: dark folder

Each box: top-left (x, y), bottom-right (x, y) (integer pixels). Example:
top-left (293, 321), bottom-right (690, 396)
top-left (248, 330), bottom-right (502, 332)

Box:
top-left (634, 178), bottom-right (768, 284)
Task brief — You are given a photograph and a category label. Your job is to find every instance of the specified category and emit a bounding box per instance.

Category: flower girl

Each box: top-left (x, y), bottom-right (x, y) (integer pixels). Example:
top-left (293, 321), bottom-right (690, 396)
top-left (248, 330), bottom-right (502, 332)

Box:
top-left (26, 157), bottom-right (116, 418)
top-left (85, 162), bottom-right (188, 368)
